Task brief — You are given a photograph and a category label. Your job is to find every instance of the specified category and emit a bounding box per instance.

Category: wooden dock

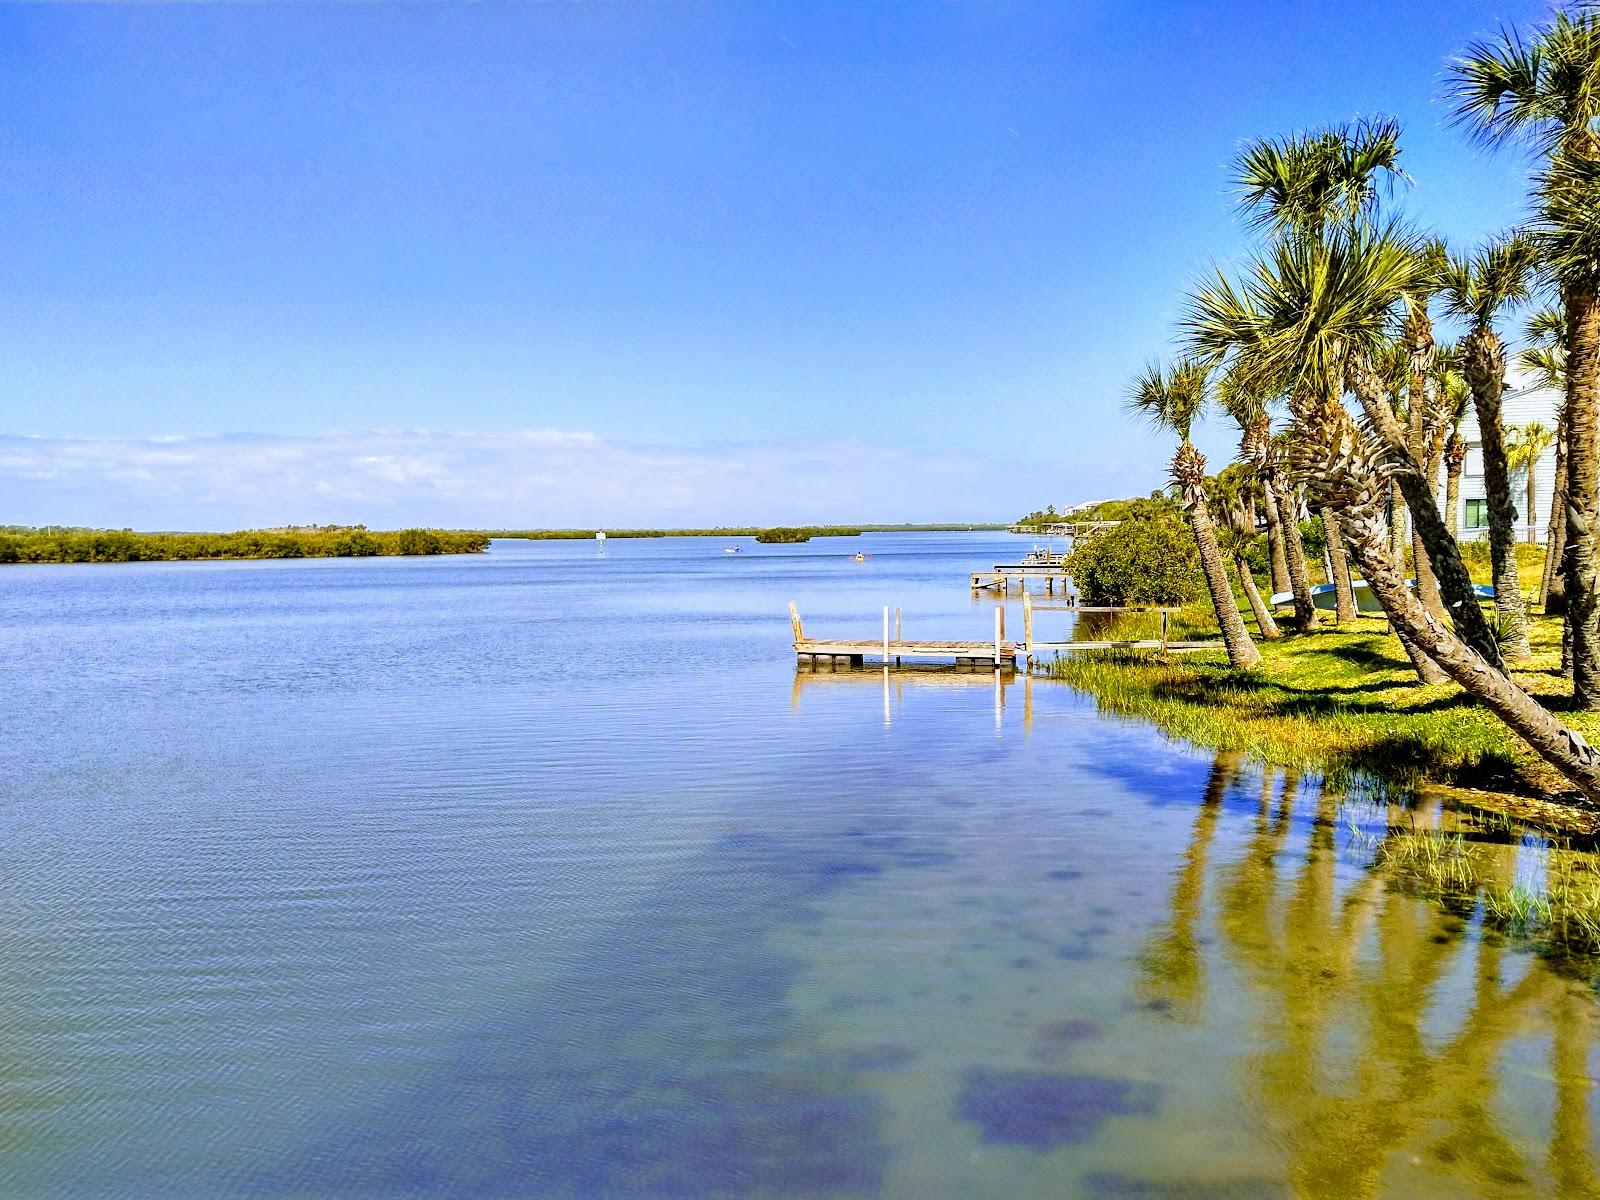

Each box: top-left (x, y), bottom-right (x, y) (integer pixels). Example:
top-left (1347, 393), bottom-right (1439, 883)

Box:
top-left (970, 565), bottom-right (1072, 594)
top-left (790, 603), bottom-right (1020, 667)
top-left (789, 598), bottom-right (1220, 669)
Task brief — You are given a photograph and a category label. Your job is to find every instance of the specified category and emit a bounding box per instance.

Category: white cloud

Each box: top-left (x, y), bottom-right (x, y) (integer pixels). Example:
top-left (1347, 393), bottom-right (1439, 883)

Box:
top-left (0, 428), bottom-right (1107, 529)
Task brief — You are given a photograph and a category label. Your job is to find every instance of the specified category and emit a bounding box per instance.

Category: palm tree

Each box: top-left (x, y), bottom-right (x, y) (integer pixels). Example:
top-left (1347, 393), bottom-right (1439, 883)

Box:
top-left (1450, 7), bottom-right (1600, 705)
top-left (1399, 240), bottom-right (1453, 624)
top-left (1296, 409), bottom-right (1600, 796)
top-left (1129, 360), bottom-right (1263, 669)
top-left (1439, 235), bottom-right (1539, 660)
top-left (1508, 421), bottom-right (1556, 544)
top-left (1216, 370), bottom-right (1292, 596)
top-left (1436, 369), bottom-right (1472, 538)
top-left (1232, 118), bottom-right (1437, 629)
top-left (1522, 310), bottom-right (1569, 608)
top-left (1187, 222), bottom-right (1505, 676)
top-left (1210, 470), bottom-right (1282, 641)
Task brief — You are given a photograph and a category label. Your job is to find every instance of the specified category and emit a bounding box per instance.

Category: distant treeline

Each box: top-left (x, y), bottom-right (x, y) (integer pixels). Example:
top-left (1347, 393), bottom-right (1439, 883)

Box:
top-left (489, 523), bottom-right (1005, 540)
top-left (0, 525), bottom-right (491, 564)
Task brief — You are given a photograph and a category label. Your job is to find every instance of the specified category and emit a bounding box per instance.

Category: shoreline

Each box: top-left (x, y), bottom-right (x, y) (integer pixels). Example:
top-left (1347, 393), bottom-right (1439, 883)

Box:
top-left (1045, 610), bottom-right (1600, 832)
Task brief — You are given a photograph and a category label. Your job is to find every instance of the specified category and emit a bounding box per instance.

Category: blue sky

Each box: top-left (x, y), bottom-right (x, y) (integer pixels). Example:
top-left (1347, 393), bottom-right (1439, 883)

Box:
top-left (0, 0), bottom-right (1553, 528)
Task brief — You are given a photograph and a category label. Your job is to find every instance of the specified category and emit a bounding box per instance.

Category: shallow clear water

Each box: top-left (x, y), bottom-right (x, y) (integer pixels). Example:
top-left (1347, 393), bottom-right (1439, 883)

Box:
top-left (2, 532), bottom-right (1597, 1199)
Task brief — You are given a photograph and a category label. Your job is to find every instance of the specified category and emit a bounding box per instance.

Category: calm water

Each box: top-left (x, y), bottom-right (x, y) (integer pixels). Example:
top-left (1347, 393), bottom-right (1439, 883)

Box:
top-left (3, 532), bottom-right (1597, 1199)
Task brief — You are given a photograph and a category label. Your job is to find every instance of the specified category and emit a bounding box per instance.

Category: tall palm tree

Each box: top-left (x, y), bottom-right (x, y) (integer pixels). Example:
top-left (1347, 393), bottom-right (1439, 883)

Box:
top-left (1508, 421), bottom-right (1556, 543)
top-left (1439, 235), bottom-right (1539, 660)
top-left (1128, 360), bottom-right (1263, 669)
top-left (1450, 7), bottom-right (1600, 705)
top-left (1233, 118), bottom-right (1438, 628)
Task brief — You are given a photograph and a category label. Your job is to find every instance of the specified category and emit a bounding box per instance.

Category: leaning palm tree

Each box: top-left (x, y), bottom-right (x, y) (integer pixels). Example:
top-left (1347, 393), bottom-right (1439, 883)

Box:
top-left (1508, 421), bottom-right (1556, 543)
top-left (1128, 360), bottom-right (1262, 669)
top-left (1300, 408), bottom-right (1600, 797)
top-left (1450, 7), bottom-right (1600, 705)
top-left (1438, 234), bottom-right (1539, 660)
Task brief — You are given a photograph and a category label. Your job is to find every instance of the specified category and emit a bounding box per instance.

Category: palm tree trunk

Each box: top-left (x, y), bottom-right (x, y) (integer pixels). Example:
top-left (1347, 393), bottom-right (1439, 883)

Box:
top-left (1235, 553), bottom-right (1280, 640)
top-left (1444, 438), bottom-right (1464, 539)
top-left (1261, 480), bottom-right (1291, 596)
top-left (1394, 620), bottom-right (1449, 683)
top-left (1565, 280), bottom-right (1600, 709)
top-left (1337, 495), bottom-right (1600, 798)
top-left (1388, 481), bottom-right (1407, 569)
top-left (1273, 477), bottom-right (1318, 631)
top-left (1321, 507), bottom-right (1358, 624)
top-left (1527, 469), bottom-right (1538, 545)
top-left (1349, 366), bottom-right (1509, 674)
top-left (1543, 408), bottom-right (1568, 612)
top-left (1176, 444), bottom-right (1262, 670)
top-left (1410, 524), bottom-right (1447, 622)
top-left (1461, 325), bottom-right (1530, 661)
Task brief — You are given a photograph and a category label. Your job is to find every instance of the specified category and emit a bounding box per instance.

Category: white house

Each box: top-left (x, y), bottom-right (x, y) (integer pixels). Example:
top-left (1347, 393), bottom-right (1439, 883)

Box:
top-left (1452, 376), bottom-right (1561, 544)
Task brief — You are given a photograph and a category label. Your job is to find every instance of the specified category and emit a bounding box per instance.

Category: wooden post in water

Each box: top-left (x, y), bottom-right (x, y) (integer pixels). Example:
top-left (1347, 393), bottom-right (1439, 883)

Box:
top-left (1023, 591), bottom-right (1033, 664)
top-left (883, 606), bottom-right (890, 664)
top-left (789, 602), bottom-right (803, 644)
top-left (994, 606), bottom-right (1002, 667)
top-left (895, 606), bottom-right (902, 666)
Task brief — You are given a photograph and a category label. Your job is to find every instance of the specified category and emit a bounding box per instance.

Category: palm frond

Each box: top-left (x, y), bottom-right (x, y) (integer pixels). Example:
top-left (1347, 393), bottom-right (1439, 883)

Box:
top-left (1437, 232), bottom-right (1540, 326)
top-left (1127, 359), bottom-right (1211, 443)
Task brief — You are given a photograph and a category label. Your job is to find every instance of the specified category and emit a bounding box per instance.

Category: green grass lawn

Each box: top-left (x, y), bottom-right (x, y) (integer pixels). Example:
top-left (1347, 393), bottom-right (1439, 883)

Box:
top-left (1048, 542), bottom-right (1600, 817)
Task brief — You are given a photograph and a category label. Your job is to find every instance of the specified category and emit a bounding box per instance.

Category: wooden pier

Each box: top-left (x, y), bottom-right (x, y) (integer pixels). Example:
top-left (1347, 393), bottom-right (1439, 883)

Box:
top-left (790, 598), bottom-right (1219, 670)
top-left (790, 603), bottom-right (1020, 668)
top-left (971, 565), bottom-right (1072, 594)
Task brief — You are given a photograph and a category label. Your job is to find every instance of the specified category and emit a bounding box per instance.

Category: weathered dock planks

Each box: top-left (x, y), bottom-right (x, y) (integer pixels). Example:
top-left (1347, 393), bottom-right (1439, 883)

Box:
top-left (789, 600), bottom-right (1220, 670)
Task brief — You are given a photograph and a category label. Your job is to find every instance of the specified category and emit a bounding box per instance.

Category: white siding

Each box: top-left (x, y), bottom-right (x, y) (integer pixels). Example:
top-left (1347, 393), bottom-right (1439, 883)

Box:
top-left (1452, 382), bottom-right (1560, 543)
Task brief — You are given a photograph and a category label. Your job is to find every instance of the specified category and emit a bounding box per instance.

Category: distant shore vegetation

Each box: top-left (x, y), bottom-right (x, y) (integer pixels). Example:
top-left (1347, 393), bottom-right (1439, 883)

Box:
top-left (0, 525), bottom-right (491, 564)
top-left (0, 521), bottom-right (1010, 564)
top-left (490, 522), bottom-right (1005, 540)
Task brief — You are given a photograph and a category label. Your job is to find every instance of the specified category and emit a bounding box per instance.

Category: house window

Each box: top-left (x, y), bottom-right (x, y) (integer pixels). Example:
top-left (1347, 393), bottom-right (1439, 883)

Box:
top-left (1465, 499), bottom-right (1488, 530)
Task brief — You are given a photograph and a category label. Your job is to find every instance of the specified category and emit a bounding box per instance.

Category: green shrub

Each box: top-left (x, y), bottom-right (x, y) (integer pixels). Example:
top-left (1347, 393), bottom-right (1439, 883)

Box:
top-left (1066, 503), bottom-right (1202, 605)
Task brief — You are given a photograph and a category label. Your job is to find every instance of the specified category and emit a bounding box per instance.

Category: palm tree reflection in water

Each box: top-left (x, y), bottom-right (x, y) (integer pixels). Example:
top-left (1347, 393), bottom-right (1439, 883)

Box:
top-left (1135, 752), bottom-right (1600, 1198)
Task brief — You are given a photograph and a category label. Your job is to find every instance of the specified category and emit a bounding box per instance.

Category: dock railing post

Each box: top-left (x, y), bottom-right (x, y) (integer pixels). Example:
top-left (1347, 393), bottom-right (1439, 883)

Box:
top-left (789, 601), bottom-right (803, 645)
top-left (1161, 610), bottom-right (1169, 651)
top-left (883, 606), bottom-right (890, 664)
top-left (1023, 591), bottom-right (1033, 662)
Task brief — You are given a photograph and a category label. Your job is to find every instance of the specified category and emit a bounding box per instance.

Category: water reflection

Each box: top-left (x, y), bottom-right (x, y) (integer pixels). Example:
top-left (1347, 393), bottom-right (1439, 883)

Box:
top-left (1136, 753), bottom-right (1600, 1198)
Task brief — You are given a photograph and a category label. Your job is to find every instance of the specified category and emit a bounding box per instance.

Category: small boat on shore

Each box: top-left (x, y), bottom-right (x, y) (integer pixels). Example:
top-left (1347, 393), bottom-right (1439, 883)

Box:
top-left (1268, 580), bottom-right (1495, 613)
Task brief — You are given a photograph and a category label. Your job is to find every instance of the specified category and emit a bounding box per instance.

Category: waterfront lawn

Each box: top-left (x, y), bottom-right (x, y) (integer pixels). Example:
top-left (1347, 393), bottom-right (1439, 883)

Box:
top-left (1049, 605), bottom-right (1593, 803)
